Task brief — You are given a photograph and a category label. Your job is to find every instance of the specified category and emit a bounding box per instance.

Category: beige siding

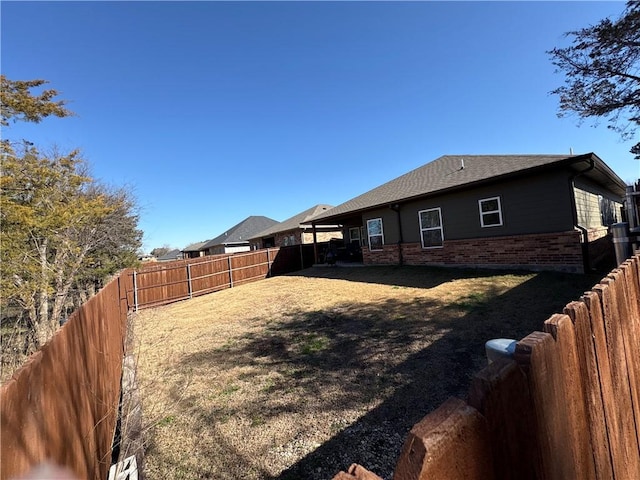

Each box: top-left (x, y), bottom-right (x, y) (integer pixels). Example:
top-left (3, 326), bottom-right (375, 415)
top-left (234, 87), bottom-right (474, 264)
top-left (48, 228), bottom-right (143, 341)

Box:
top-left (301, 230), bottom-right (342, 244)
top-left (574, 187), bottom-right (622, 228)
top-left (574, 188), bottom-right (603, 228)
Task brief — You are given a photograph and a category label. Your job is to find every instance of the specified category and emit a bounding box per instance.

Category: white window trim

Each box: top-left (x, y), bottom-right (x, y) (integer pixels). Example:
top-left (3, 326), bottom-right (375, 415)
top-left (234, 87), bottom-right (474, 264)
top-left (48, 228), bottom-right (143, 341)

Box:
top-left (418, 207), bottom-right (444, 249)
top-left (479, 196), bottom-right (503, 228)
top-left (349, 227), bottom-right (361, 245)
top-left (366, 218), bottom-right (384, 251)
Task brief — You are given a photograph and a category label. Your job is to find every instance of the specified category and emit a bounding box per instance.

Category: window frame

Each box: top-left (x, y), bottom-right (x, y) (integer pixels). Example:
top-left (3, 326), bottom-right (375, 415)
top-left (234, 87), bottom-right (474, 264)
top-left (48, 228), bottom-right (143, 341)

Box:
top-left (478, 196), bottom-right (503, 228)
top-left (366, 218), bottom-right (384, 251)
top-left (349, 227), bottom-right (361, 246)
top-left (418, 207), bottom-right (444, 249)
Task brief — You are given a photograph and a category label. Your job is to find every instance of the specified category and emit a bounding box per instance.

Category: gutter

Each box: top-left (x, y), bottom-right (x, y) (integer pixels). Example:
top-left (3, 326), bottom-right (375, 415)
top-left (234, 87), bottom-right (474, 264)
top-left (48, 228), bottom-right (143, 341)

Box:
top-left (568, 156), bottom-right (596, 272)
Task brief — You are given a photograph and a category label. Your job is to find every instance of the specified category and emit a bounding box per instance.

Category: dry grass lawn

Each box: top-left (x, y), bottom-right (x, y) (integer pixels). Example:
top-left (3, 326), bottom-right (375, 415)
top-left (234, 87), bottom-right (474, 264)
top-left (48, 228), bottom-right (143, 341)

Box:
top-left (134, 265), bottom-right (600, 480)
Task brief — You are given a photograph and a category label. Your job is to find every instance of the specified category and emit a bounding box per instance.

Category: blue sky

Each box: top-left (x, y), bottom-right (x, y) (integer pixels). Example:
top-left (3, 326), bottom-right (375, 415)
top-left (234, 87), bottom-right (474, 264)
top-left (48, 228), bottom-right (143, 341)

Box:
top-left (2, 1), bottom-right (638, 252)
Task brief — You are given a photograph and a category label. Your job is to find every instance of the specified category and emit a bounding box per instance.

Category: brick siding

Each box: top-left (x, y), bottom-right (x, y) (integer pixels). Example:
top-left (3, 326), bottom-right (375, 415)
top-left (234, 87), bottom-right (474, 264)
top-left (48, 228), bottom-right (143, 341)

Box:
top-left (362, 231), bottom-right (586, 273)
top-left (585, 226), bottom-right (615, 270)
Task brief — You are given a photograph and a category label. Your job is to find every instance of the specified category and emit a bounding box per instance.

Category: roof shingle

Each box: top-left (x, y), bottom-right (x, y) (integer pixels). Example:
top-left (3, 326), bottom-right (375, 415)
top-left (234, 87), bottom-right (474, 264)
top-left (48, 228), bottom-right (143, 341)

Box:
top-left (250, 204), bottom-right (334, 239)
top-left (311, 153), bottom-right (611, 221)
top-left (201, 216), bottom-right (279, 249)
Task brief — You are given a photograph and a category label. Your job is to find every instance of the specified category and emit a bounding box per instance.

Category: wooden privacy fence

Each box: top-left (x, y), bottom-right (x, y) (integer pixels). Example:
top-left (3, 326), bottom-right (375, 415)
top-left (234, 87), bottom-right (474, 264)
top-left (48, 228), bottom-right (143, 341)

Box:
top-left (127, 245), bottom-right (317, 310)
top-left (0, 276), bottom-right (129, 480)
top-left (126, 249), bottom-right (279, 310)
top-left (0, 246), bottom-right (310, 479)
top-left (335, 253), bottom-right (640, 480)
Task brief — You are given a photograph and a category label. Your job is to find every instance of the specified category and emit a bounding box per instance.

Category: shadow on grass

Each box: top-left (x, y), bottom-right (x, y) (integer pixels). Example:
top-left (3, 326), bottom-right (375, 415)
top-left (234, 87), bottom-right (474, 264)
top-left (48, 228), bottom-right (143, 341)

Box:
top-left (284, 264), bottom-right (515, 289)
top-left (161, 267), bottom-right (601, 480)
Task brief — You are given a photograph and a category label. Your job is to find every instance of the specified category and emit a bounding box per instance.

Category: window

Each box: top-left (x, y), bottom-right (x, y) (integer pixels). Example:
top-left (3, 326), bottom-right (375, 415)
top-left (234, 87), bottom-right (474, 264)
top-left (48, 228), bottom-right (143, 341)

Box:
top-left (599, 195), bottom-right (620, 226)
top-left (479, 197), bottom-right (503, 227)
top-left (419, 208), bottom-right (444, 248)
top-left (349, 227), bottom-right (361, 246)
top-left (366, 218), bottom-right (384, 251)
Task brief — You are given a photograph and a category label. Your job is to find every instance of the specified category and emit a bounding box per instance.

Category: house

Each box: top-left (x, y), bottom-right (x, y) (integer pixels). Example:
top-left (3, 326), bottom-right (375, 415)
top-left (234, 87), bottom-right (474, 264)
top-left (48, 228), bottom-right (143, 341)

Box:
top-left (310, 153), bottom-right (627, 273)
top-left (249, 204), bottom-right (343, 248)
top-left (201, 216), bottom-right (279, 255)
top-left (155, 249), bottom-right (183, 262)
top-left (182, 240), bottom-right (208, 259)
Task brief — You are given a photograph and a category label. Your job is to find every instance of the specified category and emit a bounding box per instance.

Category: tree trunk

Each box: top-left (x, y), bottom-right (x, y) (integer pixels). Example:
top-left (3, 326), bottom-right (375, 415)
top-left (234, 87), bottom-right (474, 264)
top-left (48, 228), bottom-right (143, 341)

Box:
top-left (35, 239), bottom-right (54, 347)
top-left (51, 244), bottom-right (90, 327)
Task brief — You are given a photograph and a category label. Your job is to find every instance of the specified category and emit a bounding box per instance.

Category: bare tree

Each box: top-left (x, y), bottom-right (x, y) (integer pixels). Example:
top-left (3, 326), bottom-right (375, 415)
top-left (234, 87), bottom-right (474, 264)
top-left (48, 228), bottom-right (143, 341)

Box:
top-left (548, 1), bottom-right (640, 159)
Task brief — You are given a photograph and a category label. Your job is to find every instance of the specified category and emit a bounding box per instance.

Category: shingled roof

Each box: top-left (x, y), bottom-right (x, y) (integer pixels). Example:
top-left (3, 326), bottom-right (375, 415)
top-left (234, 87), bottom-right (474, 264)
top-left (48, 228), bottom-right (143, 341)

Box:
top-left (201, 216), bottom-right (279, 249)
top-left (250, 204), bottom-right (334, 239)
top-left (156, 249), bottom-right (183, 261)
top-left (311, 153), bottom-right (625, 222)
top-left (182, 241), bottom-right (208, 252)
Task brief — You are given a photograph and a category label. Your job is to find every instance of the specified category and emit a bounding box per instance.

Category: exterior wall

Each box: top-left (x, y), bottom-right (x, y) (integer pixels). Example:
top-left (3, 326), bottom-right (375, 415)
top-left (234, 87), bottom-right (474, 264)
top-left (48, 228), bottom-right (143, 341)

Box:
top-left (574, 188), bottom-right (603, 228)
top-left (360, 170), bottom-right (576, 248)
top-left (586, 226), bottom-right (615, 270)
top-left (574, 183), bottom-right (622, 228)
top-left (183, 251), bottom-right (205, 259)
top-left (225, 245), bottom-right (251, 254)
top-left (362, 231), bottom-right (585, 273)
top-left (275, 230), bottom-right (301, 247)
top-left (208, 245), bottom-right (251, 255)
top-left (361, 242), bottom-right (401, 265)
top-left (269, 229), bottom-right (343, 247)
top-left (302, 230), bottom-right (343, 244)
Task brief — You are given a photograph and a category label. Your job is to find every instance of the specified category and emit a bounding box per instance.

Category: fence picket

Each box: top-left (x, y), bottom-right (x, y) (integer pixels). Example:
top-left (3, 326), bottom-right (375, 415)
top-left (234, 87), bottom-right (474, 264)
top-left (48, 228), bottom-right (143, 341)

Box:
top-left (467, 358), bottom-right (541, 480)
top-left (564, 300), bottom-right (613, 479)
top-left (594, 279), bottom-right (640, 478)
top-left (393, 398), bottom-right (494, 480)
top-left (515, 318), bottom-right (595, 480)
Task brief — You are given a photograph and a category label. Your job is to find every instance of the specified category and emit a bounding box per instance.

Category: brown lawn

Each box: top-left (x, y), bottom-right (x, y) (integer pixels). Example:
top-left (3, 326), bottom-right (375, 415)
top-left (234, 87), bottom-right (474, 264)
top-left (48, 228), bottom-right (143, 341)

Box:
top-left (134, 265), bottom-right (600, 480)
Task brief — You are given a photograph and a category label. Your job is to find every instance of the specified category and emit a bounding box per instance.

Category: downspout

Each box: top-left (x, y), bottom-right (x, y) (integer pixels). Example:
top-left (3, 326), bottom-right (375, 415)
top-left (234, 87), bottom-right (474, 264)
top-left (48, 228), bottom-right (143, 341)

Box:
top-left (569, 157), bottom-right (595, 272)
top-left (390, 204), bottom-right (403, 266)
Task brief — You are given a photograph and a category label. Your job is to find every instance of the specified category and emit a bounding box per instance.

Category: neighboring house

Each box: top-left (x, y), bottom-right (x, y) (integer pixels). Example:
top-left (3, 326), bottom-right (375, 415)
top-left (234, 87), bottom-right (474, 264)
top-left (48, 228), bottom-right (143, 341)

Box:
top-left (201, 216), bottom-right (279, 255)
top-left (249, 204), bottom-right (343, 248)
top-left (155, 249), bottom-right (184, 262)
top-left (182, 241), bottom-right (209, 259)
top-left (138, 253), bottom-right (156, 263)
top-left (310, 153), bottom-right (627, 273)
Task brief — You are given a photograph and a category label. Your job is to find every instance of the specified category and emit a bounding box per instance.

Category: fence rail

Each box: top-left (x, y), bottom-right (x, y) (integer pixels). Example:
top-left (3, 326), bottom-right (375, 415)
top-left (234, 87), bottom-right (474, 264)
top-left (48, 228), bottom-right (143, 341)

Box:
top-left (126, 245), bottom-right (320, 311)
top-left (127, 248), bottom-right (280, 310)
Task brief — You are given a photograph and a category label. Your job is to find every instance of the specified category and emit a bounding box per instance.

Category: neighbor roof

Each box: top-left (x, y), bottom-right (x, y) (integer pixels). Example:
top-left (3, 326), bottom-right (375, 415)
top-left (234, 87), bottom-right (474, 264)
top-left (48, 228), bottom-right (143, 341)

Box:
top-left (156, 249), bottom-right (183, 261)
top-left (201, 216), bottom-right (279, 249)
top-left (312, 153), bottom-right (626, 222)
top-left (250, 204), bottom-right (334, 239)
top-left (182, 241), bottom-right (208, 252)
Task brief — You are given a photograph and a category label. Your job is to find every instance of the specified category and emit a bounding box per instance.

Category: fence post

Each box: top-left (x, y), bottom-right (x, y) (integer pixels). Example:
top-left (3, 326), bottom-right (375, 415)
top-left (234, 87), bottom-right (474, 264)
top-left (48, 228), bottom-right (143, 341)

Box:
top-left (228, 255), bottom-right (234, 288)
top-left (133, 270), bottom-right (138, 312)
top-left (299, 244), bottom-right (304, 270)
top-left (187, 263), bottom-right (193, 299)
top-left (267, 248), bottom-right (272, 277)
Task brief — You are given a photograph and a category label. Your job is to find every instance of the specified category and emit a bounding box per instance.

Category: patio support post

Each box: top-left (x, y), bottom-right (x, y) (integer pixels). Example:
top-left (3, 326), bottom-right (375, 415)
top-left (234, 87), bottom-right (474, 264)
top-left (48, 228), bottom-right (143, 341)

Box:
top-left (312, 222), bottom-right (318, 264)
